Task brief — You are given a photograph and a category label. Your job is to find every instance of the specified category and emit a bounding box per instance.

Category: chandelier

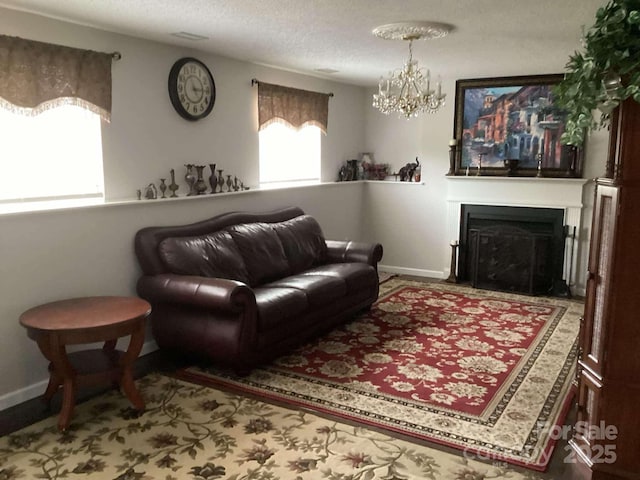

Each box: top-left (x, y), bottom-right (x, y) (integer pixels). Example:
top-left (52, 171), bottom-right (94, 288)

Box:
top-left (372, 22), bottom-right (452, 118)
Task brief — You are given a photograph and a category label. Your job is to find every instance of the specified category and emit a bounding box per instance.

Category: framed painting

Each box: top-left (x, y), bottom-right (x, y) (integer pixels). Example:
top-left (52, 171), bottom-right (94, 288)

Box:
top-left (452, 74), bottom-right (582, 177)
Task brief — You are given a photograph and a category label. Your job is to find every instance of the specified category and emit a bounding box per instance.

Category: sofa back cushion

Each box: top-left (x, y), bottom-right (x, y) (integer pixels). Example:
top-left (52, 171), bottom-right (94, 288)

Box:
top-left (228, 222), bottom-right (290, 286)
top-left (272, 215), bottom-right (328, 274)
top-left (158, 231), bottom-right (251, 284)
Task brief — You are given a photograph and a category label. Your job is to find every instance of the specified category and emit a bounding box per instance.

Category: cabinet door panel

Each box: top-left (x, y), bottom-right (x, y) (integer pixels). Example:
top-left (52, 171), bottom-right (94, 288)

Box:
top-left (571, 368), bottom-right (603, 465)
top-left (582, 184), bottom-right (618, 376)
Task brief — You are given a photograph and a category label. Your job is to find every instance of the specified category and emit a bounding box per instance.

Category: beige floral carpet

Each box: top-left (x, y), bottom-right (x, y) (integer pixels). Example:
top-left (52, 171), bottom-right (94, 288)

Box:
top-left (180, 279), bottom-right (581, 471)
top-left (1, 373), bottom-right (554, 480)
top-left (377, 271), bottom-right (397, 284)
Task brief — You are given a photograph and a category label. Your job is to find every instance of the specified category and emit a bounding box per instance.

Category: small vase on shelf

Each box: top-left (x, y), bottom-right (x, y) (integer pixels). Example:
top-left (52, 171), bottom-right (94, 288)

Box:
top-left (194, 165), bottom-right (207, 195)
top-left (159, 178), bottom-right (167, 198)
top-left (217, 169), bottom-right (224, 193)
top-left (226, 175), bottom-right (233, 192)
top-left (184, 164), bottom-right (196, 196)
top-left (209, 163), bottom-right (217, 193)
top-left (168, 169), bottom-right (179, 197)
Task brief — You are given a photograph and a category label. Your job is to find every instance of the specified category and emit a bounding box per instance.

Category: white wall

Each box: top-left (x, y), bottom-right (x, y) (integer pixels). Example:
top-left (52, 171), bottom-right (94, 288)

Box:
top-left (0, 8), bottom-right (368, 407)
top-left (362, 99), bottom-right (453, 277)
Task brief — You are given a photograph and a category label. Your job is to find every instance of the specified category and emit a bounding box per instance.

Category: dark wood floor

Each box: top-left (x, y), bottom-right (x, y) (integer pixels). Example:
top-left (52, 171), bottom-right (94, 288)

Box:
top-left (0, 349), bottom-right (183, 437)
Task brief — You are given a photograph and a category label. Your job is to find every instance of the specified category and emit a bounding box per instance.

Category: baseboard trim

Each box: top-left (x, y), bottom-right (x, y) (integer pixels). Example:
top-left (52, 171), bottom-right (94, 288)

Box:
top-left (378, 264), bottom-right (444, 279)
top-left (0, 340), bottom-right (159, 412)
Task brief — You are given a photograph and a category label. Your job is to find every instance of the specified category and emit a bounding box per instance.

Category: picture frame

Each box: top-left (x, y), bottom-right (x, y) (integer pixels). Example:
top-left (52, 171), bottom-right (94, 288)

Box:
top-left (452, 74), bottom-right (582, 177)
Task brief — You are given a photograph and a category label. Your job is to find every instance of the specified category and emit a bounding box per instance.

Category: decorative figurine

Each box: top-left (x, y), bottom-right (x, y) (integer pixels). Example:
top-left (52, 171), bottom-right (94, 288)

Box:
top-left (338, 165), bottom-right (348, 181)
top-left (144, 183), bottom-right (157, 199)
top-left (398, 158), bottom-right (419, 181)
top-left (347, 159), bottom-right (360, 181)
top-left (136, 189), bottom-right (142, 200)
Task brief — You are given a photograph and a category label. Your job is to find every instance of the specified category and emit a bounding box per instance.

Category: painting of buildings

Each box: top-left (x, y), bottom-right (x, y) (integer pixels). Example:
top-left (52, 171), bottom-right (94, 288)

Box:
top-left (459, 82), bottom-right (570, 171)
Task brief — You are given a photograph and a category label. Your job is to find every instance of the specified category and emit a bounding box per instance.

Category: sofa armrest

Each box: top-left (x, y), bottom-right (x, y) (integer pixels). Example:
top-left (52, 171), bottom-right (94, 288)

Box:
top-left (325, 240), bottom-right (383, 267)
top-left (137, 274), bottom-right (256, 313)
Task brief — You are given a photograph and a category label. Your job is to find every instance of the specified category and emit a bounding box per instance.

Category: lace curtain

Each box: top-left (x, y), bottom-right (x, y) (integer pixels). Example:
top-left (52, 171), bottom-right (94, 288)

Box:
top-left (0, 35), bottom-right (112, 121)
top-left (257, 81), bottom-right (330, 134)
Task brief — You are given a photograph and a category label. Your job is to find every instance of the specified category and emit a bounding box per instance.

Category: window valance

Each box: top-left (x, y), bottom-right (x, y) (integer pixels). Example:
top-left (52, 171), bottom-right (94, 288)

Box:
top-left (257, 81), bottom-right (330, 134)
top-left (0, 35), bottom-right (113, 121)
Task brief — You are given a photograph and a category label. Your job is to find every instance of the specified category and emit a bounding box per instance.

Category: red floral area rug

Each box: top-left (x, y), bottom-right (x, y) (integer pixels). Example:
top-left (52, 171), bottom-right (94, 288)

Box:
top-left (178, 278), bottom-right (581, 471)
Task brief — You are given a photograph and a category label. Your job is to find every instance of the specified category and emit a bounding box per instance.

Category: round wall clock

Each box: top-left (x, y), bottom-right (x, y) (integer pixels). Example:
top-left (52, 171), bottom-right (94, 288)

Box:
top-left (168, 57), bottom-right (216, 121)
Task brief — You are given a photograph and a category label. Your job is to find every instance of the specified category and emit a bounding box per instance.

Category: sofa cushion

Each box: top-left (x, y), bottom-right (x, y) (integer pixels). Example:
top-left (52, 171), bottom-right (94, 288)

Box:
top-left (253, 286), bottom-right (308, 331)
top-left (301, 263), bottom-right (377, 293)
top-left (272, 215), bottom-right (328, 274)
top-left (267, 274), bottom-right (347, 307)
top-left (228, 222), bottom-right (290, 286)
top-left (158, 231), bottom-right (251, 284)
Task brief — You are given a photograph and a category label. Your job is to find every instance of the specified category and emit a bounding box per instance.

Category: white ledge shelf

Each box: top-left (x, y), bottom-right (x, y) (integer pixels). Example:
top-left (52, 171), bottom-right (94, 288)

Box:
top-left (445, 176), bottom-right (589, 184)
top-left (364, 180), bottom-right (425, 185)
top-left (0, 180), bottom-right (367, 218)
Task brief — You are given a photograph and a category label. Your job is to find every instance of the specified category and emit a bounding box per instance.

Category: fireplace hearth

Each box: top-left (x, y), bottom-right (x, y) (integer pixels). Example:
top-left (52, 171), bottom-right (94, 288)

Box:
top-left (459, 204), bottom-right (566, 296)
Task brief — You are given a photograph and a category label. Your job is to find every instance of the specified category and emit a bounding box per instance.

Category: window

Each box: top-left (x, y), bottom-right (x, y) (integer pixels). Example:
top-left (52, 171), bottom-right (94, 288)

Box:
top-left (0, 105), bottom-right (104, 213)
top-left (259, 123), bottom-right (321, 188)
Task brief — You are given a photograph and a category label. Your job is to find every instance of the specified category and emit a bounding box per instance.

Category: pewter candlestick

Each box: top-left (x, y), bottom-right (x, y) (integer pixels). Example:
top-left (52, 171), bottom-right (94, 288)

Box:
top-left (446, 240), bottom-right (459, 283)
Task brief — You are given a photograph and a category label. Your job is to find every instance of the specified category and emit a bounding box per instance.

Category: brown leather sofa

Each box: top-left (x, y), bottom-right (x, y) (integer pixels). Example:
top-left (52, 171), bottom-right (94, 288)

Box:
top-left (134, 207), bottom-right (383, 372)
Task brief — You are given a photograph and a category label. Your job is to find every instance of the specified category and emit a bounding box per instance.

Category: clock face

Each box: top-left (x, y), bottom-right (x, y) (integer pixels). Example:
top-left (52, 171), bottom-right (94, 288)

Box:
top-left (168, 57), bottom-right (216, 121)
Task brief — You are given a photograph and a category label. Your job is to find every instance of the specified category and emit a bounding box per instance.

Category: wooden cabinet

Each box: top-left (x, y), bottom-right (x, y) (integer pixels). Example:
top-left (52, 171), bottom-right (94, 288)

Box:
top-left (568, 98), bottom-right (640, 479)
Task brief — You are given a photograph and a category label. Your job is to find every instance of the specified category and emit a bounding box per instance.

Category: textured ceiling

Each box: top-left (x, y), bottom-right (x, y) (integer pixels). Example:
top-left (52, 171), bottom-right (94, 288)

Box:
top-left (0, 0), bottom-right (607, 86)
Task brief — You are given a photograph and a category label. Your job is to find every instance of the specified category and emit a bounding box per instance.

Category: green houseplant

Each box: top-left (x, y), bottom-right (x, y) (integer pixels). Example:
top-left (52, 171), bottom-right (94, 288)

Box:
top-left (554, 0), bottom-right (640, 145)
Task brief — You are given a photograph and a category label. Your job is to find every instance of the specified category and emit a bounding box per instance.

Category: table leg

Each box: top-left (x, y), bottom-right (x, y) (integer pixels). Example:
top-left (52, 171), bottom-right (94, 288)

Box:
top-left (118, 319), bottom-right (145, 410)
top-left (39, 334), bottom-right (76, 431)
top-left (102, 338), bottom-right (120, 389)
top-left (35, 340), bottom-right (61, 405)
top-left (42, 369), bottom-right (62, 405)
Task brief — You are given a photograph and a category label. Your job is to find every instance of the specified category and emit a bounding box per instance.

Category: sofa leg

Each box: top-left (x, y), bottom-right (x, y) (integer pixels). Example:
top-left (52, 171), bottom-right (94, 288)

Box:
top-left (234, 366), bottom-right (252, 377)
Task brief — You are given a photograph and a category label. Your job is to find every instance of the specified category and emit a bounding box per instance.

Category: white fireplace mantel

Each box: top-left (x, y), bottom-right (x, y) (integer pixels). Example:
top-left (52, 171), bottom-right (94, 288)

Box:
top-left (445, 176), bottom-right (590, 288)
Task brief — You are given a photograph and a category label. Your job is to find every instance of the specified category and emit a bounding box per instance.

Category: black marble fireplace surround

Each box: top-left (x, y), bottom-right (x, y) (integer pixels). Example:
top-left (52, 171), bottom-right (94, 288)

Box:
top-left (458, 204), bottom-right (566, 296)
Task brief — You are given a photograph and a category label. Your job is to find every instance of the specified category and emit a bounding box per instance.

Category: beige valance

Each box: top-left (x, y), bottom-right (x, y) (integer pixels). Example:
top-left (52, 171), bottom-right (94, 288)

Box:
top-left (257, 81), bottom-right (330, 134)
top-left (0, 35), bottom-right (113, 121)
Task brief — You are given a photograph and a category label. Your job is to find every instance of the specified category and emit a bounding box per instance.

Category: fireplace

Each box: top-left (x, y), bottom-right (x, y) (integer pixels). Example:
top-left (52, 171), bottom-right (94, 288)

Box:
top-left (458, 204), bottom-right (566, 296)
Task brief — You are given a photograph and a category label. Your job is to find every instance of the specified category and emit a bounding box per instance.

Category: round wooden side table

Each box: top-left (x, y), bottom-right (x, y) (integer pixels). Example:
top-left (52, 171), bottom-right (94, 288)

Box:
top-left (19, 296), bottom-right (151, 431)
